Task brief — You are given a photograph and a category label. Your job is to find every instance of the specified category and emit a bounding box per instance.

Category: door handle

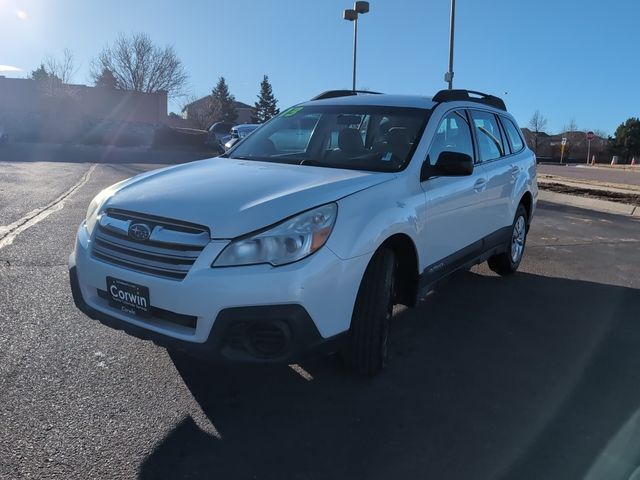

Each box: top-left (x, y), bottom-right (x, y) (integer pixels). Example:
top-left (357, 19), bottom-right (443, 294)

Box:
top-left (511, 165), bottom-right (520, 177)
top-left (473, 178), bottom-right (487, 192)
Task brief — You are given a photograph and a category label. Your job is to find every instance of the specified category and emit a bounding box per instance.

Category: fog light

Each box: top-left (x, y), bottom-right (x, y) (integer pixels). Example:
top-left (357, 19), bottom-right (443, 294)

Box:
top-left (247, 321), bottom-right (288, 356)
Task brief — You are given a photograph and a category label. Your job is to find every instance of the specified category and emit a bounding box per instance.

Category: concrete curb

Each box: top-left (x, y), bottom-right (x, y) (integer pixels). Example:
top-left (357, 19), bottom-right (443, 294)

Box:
top-left (539, 190), bottom-right (640, 217)
top-left (574, 164), bottom-right (640, 172)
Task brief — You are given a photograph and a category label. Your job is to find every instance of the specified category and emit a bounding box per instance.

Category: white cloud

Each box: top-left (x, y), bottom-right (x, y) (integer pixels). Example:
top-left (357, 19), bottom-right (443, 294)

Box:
top-left (0, 65), bottom-right (22, 72)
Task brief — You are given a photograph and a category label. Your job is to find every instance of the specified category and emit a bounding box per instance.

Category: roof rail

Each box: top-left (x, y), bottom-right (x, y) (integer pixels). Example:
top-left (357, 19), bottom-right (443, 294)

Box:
top-left (432, 89), bottom-right (507, 111)
top-left (311, 89), bottom-right (383, 101)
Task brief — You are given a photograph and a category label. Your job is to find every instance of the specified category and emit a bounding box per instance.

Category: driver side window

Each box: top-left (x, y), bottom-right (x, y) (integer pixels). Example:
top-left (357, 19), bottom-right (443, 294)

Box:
top-left (428, 110), bottom-right (474, 165)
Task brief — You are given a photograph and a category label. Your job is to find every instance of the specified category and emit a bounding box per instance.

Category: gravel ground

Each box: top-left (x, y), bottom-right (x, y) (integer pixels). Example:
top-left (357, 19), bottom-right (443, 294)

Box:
top-left (539, 182), bottom-right (640, 206)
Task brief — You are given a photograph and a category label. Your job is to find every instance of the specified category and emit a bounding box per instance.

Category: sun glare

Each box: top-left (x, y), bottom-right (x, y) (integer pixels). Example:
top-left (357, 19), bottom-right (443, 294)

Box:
top-left (0, 65), bottom-right (22, 72)
top-left (16, 9), bottom-right (28, 21)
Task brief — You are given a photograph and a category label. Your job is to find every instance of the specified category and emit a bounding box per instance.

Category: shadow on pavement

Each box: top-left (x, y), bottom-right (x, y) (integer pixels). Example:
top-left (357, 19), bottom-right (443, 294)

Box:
top-left (139, 271), bottom-right (640, 480)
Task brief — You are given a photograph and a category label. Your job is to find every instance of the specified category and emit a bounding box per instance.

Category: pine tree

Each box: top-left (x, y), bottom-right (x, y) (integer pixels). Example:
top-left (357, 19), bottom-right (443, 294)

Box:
top-left (210, 77), bottom-right (238, 123)
top-left (253, 75), bottom-right (279, 123)
top-left (30, 63), bottom-right (62, 95)
top-left (95, 68), bottom-right (118, 89)
top-left (610, 117), bottom-right (640, 162)
top-left (30, 64), bottom-right (58, 82)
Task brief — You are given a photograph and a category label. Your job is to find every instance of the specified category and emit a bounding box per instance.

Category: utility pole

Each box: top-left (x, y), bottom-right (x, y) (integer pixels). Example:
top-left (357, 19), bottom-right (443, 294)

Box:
top-left (445, 0), bottom-right (456, 89)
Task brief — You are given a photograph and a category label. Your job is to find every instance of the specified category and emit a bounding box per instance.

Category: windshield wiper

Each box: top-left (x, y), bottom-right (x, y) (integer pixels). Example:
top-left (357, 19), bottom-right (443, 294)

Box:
top-left (299, 159), bottom-right (325, 167)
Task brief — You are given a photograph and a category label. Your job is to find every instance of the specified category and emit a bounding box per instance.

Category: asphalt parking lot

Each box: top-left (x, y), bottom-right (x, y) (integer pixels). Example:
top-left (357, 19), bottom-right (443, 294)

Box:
top-left (538, 164), bottom-right (640, 187)
top-left (1, 158), bottom-right (640, 479)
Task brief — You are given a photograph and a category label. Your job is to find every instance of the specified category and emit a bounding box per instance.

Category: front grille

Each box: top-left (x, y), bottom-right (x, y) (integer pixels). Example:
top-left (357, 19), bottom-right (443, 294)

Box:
top-left (91, 209), bottom-right (210, 280)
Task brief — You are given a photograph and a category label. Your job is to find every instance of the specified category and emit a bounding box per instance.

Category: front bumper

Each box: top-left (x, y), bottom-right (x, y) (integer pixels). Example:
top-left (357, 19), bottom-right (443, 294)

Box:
top-left (69, 224), bottom-right (369, 363)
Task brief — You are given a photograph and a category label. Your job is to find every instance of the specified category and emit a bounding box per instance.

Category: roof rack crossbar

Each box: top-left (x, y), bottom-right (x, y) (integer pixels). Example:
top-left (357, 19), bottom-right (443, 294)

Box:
top-left (432, 89), bottom-right (507, 111)
top-left (311, 90), bottom-right (383, 101)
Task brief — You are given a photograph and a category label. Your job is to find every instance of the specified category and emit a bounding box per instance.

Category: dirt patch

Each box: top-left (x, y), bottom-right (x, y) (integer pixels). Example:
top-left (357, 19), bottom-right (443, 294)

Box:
top-left (540, 182), bottom-right (640, 206)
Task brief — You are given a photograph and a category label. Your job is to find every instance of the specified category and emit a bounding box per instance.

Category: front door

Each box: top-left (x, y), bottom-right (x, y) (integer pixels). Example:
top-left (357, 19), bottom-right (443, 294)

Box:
top-left (419, 109), bottom-right (487, 277)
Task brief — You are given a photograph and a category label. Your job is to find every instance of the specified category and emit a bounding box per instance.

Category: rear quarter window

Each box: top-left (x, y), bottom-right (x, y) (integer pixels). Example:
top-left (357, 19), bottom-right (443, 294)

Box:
top-left (501, 117), bottom-right (525, 153)
top-left (470, 110), bottom-right (506, 161)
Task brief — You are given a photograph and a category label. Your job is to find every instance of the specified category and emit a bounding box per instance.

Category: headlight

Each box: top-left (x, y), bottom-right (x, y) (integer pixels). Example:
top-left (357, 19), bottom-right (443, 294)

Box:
top-left (84, 179), bottom-right (128, 235)
top-left (213, 203), bottom-right (337, 267)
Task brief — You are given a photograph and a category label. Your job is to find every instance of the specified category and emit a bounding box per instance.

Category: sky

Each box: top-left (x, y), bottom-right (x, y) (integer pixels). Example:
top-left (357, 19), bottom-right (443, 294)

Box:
top-left (1, 0), bottom-right (638, 135)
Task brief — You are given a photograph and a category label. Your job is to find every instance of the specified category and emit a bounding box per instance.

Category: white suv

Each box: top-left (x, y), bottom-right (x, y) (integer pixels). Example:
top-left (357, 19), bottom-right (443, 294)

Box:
top-left (70, 89), bottom-right (537, 375)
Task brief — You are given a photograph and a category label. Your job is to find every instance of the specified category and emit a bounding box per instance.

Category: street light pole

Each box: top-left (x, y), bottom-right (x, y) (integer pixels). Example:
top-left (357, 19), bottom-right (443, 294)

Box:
top-left (343, 1), bottom-right (369, 92)
top-left (352, 15), bottom-right (358, 91)
top-left (445, 0), bottom-right (456, 90)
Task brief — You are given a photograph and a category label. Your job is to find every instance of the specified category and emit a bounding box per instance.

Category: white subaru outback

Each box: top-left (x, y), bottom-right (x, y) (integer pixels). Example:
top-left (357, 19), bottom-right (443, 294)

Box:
top-left (70, 89), bottom-right (537, 375)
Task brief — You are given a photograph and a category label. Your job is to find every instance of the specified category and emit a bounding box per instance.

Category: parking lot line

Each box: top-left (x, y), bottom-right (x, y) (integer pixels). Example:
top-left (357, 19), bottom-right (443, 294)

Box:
top-left (0, 164), bottom-right (96, 250)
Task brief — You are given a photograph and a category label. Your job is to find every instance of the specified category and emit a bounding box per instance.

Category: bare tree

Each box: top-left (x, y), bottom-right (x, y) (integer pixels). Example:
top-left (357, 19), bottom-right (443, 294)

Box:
top-left (561, 119), bottom-right (580, 159)
top-left (563, 118), bottom-right (579, 136)
top-left (527, 110), bottom-right (547, 155)
top-left (45, 48), bottom-right (77, 84)
top-left (91, 32), bottom-right (188, 98)
top-left (181, 95), bottom-right (220, 130)
top-left (584, 129), bottom-right (607, 160)
top-left (593, 129), bottom-right (608, 139)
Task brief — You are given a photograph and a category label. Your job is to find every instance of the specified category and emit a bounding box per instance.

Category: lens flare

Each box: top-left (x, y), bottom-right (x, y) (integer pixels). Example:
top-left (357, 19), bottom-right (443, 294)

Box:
top-left (0, 65), bottom-right (22, 72)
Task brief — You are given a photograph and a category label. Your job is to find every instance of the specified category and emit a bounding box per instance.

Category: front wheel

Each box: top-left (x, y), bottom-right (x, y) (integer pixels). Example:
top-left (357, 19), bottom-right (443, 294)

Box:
top-left (342, 248), bottom-right (395, 376)
top-left (488, 204), bottom-right (528, 276)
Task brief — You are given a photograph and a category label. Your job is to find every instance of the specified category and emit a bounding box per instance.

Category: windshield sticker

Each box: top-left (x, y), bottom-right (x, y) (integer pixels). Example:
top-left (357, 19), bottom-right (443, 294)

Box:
top-left (281, 106), bottom-right (304, 118)
top-left (382, 152), bottom-right (393, 161)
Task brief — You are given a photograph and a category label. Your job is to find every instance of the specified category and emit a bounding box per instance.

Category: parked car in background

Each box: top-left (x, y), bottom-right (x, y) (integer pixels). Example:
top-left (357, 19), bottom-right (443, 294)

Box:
top-left (205, 122), bottom-right (234, 147)
top-left (224, 123), bottom-right (261, 150)
top-left (231, 123), bottom-right (260, 139)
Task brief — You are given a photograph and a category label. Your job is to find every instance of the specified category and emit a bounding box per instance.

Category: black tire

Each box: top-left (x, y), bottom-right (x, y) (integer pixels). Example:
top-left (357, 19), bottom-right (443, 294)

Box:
top-left (343, 248), bottom-right (395, 376)
top-left (488, 204), bottom-right (528, 276)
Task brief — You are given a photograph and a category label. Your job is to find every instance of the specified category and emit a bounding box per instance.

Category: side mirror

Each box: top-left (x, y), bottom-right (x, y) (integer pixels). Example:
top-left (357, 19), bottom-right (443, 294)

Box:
top-left (421, 151), bottom-right (474, 180)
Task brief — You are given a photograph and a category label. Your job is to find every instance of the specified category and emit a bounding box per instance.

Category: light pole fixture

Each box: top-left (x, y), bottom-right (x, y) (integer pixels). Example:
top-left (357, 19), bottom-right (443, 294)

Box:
top-left (343, 1), bottom-right (369, 91)
top-left (444, 0), bottom-right (456, 90)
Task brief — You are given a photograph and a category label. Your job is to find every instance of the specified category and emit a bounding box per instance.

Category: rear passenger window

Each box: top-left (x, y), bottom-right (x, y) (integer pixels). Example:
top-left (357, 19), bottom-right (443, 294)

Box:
top-left (428, 110), bottom-right (474, 165)
top-left (470, 110), bottom-right (505, 161)
top-left (501, 117), bottom-right (525, 153)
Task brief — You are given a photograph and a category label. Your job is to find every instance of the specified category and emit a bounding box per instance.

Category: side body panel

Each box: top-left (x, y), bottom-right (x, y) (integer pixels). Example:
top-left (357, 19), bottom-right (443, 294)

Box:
top-left (327, 174), bottom-right (426, 268)
top-left (419, 171), bottom-right (489, 267)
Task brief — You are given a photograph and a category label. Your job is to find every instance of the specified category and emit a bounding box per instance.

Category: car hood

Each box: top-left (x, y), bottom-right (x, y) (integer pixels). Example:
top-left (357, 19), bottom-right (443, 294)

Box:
top-left (104, 157), bottom-right (392, 238)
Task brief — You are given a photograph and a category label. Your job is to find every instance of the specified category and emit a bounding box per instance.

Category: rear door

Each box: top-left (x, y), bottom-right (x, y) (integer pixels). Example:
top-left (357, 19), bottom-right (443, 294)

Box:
top-left (420, 109), bottom-right (488, 274)
top-left (500, 115), bottom-right (530, 213)
top-left (469, 109), bottom-right (513, 235)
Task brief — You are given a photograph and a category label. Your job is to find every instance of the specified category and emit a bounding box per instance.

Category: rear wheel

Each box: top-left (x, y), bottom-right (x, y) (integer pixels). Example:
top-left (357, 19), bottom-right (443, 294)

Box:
top-left (343, 248), bottom-right (395, 376)
top-left (488, 204), bottom-right (528, 276)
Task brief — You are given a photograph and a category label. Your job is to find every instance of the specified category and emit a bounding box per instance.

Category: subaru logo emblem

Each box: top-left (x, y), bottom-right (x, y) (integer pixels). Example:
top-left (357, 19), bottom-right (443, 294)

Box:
top-left (128, 223), bottom-right (151, 241)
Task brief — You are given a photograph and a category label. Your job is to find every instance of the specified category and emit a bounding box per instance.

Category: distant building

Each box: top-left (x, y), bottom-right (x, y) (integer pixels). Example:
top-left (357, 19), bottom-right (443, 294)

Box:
top-left (0, 76), bottom-right (167, 124)
top-left (0, 76), bottom-right (170, 144)
top-left (181, 96), bottom-right (254, 126)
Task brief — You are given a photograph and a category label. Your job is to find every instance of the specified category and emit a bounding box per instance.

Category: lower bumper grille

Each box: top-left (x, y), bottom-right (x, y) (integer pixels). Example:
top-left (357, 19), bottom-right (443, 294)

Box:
top-left (224, 320), bottom-right (290, 357)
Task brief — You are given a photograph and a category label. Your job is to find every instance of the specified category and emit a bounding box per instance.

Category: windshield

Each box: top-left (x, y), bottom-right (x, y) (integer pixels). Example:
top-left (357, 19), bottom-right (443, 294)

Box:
top-left (237, 125), bottom-right (258, 138)
top-left (225, 105), bottom-right (431, 172)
